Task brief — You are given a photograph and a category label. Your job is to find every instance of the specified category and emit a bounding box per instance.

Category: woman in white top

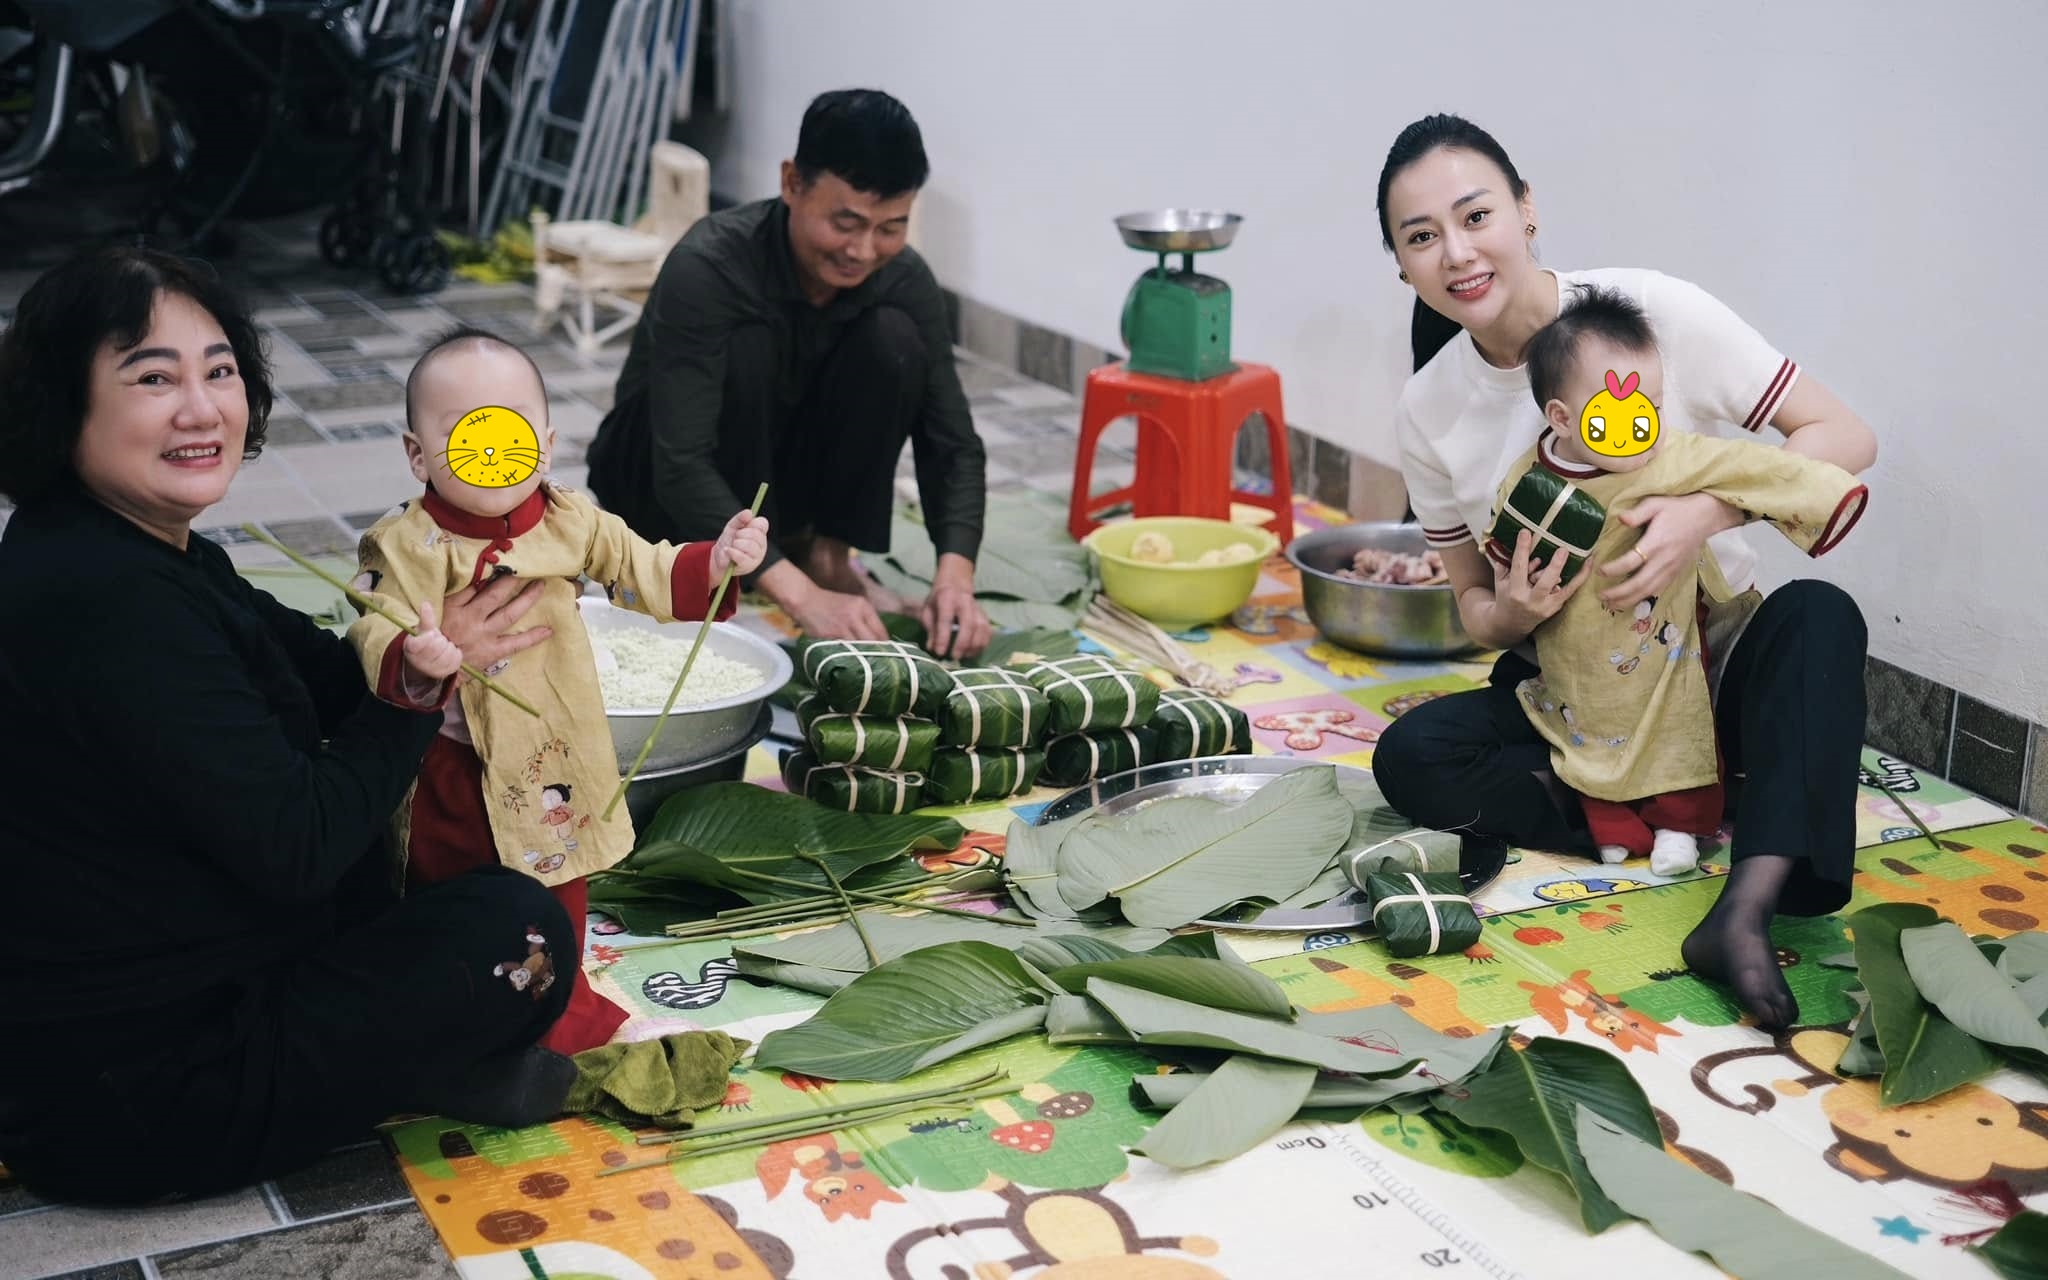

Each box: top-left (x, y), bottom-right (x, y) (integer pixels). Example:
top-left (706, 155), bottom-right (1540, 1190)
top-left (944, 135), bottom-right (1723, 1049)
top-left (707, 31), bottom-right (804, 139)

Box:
top-left (1370, 114), bottom-right (1878, 1029)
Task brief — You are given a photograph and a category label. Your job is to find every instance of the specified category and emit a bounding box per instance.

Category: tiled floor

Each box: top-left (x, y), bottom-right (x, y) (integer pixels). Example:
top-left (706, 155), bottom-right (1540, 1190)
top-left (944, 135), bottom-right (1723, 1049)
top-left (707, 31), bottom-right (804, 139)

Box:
top-left (0, 214), bottom-right (1128, 1279)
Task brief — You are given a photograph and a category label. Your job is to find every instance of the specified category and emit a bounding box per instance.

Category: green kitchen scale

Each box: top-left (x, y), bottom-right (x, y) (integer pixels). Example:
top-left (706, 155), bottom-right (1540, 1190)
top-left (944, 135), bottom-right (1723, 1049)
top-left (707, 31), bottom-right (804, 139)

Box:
top-left (1115, 209), bottom-right (1243, 381)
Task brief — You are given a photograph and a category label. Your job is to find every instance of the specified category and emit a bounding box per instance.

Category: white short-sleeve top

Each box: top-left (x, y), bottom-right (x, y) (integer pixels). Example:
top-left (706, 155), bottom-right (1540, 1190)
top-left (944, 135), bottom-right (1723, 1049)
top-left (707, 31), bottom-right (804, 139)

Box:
top-left (1394, 267), bottom-right (1800, 593)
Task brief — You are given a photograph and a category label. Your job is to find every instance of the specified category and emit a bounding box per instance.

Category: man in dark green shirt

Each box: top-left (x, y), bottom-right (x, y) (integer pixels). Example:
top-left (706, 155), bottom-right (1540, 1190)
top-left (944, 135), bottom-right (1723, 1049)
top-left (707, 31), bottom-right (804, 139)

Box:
top-left (587, 89), bottom-right (991, 657)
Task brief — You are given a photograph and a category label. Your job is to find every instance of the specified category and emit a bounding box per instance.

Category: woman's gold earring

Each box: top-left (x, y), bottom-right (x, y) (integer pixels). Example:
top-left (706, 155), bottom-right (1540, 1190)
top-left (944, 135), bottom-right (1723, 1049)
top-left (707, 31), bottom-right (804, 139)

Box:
top-left (1399, 270), bottom-right (1410, 284)
top-left (1526, 224), bottom-right (1537, 236)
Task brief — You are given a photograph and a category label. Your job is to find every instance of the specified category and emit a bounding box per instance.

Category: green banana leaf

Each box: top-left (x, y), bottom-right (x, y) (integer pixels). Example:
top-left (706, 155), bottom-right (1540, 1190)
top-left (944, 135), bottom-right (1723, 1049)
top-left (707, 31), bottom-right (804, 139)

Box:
top-left (1084, 980), bottom-right (1422, 1078)
top-left (977, 628), bottom-right (1082, 669)
top-left (639, 781), bottom-right (963, 863)
top-left (1900, 921), bottom-right (2048, 1062)
top-left (1132, 1054), bottom-right (1319, 1170)
top-left (886, 492), bottom-right (1097, 604)
top-left (1042, 956), bottom-right (1292, 1018)
top-left (1998, 933), bottom-right (2048, 984)
top-left (583, 877), bottom-right (732, 935)
top-left (733, 912), bottom-right (1169, 975)
top-left (1046, 993), bottom-right (1132, 1045)
top-left (1054, 766), bottom-right (1355, 928)
top-left (1001, 811), bottom-right (1117, 922)
top-left (1441, 1037), bottom-right (1662, 1233)
top-left (1972, 1210), bottom-right (2048, 1280)
top-left (749, 941), bottom-right (1050, 1082)
top-left (1847, 904), bottom-right (2004, 1105)
top-left (1575, 1106), bottom-right (1913, 1278)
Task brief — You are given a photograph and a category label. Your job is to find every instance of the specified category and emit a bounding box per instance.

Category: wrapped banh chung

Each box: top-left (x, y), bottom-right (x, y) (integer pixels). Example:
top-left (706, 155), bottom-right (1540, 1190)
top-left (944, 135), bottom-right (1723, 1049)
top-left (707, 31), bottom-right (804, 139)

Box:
top-left (1024, 655), bottom-right (1161, 737)
top-left (780, 750), bottom-right (926, 815)
top-left (1149, 687), bottom-right (1251, 761)
top-left (939, 668), bottom-right (1050, 750)
top-left (924, 746), bottom-right (1046, 807)
top-left (801, 639), bottom-right (954, 719)
top-left (1486, 462), bottom-right (1607, 585)
top-left (795, 697), bottom-right (939, 774)
top-left (1041, 725), bottom-right (1157, 789)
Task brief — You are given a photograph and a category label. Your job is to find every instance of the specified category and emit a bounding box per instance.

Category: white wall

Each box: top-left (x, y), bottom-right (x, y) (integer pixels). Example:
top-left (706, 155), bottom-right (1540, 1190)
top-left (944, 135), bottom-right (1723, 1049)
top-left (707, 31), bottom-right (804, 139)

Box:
top-left (703, 0), bottom-right (2048, 721)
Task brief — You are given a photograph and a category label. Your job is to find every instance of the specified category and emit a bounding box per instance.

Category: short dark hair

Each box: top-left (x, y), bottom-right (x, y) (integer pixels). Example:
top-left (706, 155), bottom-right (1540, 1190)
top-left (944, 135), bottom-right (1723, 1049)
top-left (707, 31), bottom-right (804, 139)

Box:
top-left (403, 325), bottom-right (547, 435)
top-left (0, 246), bottom-right (273, 506)
top-left (1523, 285), bottom-right (1659, 411)
top-left (793, 89), bottom-right (928, 198)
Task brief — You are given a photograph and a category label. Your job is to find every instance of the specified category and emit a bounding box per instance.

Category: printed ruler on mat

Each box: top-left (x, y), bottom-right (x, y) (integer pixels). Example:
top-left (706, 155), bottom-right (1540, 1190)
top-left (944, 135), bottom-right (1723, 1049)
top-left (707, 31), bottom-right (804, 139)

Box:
top-left (1318, 1124), bottom-right (1523, 1280)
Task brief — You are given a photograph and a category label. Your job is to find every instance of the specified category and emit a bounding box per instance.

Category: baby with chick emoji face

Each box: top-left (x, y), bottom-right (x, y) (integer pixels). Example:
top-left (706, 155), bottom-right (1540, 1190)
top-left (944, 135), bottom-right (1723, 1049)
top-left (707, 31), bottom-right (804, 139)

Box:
top-left (1540, 335), bottom-right (1664, 475)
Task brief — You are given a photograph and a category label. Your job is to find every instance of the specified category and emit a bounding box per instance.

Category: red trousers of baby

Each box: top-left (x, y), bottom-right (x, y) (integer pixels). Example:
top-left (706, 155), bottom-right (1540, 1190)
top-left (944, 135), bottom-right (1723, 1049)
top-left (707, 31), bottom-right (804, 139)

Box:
top-left (401, 734), bottom-right (630, 1054)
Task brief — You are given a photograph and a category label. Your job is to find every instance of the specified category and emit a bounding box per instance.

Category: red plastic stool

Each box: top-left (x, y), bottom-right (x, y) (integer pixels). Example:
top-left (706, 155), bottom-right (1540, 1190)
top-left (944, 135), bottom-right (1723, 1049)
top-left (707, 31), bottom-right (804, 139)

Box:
top-left (1067, 362), bottom-right (1295, 546)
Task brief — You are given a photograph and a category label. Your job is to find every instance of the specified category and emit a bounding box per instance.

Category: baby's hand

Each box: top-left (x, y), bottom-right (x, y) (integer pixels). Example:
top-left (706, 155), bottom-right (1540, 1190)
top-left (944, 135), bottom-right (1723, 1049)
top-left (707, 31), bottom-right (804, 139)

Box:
top-left (403, 600), bottom-right (465, 681)
top-left (710, 510), bottom-right (770, 579)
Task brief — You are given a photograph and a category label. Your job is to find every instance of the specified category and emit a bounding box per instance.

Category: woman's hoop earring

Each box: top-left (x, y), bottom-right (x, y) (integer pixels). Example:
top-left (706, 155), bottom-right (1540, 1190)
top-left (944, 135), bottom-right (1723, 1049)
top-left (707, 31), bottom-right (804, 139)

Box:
top-left (1399, 270), bottom-right (1410, 284)
top-left (1526, 223), bottom-right (1537, 236)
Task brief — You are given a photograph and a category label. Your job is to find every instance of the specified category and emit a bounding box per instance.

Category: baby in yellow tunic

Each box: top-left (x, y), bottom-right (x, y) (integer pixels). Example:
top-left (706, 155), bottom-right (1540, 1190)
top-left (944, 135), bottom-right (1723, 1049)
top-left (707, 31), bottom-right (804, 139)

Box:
top-left (346, 327), bottom-right (768, 1052)
top-left (1490, 287), bottom-right (1868, 876)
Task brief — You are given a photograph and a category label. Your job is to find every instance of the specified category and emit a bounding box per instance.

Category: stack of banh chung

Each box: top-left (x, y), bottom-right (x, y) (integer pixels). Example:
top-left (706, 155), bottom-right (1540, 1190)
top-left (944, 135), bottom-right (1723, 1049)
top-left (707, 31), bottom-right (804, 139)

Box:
top-left (783, 640), bottom-right (954, 813)
top-left (1024, 655), bottom-right (1167, 787)
top-left (926, 667), bottom-right (1052, 805)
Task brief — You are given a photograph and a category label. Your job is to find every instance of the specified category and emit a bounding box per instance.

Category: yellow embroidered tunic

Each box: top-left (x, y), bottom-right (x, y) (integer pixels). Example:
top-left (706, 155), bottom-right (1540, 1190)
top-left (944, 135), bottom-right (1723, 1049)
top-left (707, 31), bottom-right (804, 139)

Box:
top-left (346, 484), bottom-right (726, 885)
top-left (1490, 431), bottom-right (1867, 803)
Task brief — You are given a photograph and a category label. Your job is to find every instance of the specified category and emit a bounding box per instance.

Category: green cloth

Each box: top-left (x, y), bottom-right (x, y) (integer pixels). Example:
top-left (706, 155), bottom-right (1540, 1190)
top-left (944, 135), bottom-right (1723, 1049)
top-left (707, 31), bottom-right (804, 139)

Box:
top-left (1041, 725), bottom-right (1156, 789)
top-left (1024, 655), bottom-right (1161, 736)
top-left (940, 667), bottom-right (1051, 749)
top-left (925, 746), bottom-right (1046, 806)
top-left (781, 749), bottom-right (927, 814)
top-left (1149, 687), bottom-right (1252, 761)
top-left (801, 638), bottom-right (955, 719)
top-left (1365, 870), bottom-right (1481, 959)
top-left (1487, 462), bottom-right (1608, 584)
top-left (796, 696), bottom-right (940, 773)
top-left (565, 1030), bottom-right (750, 1130)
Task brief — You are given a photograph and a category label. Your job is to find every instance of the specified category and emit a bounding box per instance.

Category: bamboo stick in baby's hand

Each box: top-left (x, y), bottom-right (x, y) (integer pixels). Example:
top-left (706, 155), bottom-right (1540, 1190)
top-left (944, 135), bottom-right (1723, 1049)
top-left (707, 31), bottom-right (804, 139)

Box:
top-left (602, 481), bottom-right (771, 819)
top-left (239, 524), bottom-right (540, 717)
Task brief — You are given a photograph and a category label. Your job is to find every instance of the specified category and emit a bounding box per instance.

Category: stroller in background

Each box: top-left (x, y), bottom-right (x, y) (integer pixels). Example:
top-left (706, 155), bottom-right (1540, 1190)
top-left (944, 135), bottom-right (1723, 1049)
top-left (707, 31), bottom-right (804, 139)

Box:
top-left (0, 0), bottom-right (427, 262)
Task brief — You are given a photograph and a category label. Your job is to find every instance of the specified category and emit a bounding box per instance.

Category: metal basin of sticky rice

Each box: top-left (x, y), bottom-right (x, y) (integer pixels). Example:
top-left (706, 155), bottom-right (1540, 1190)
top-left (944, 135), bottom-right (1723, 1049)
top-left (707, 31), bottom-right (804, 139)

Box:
top-left (578, 597), bottom-right (791, 775)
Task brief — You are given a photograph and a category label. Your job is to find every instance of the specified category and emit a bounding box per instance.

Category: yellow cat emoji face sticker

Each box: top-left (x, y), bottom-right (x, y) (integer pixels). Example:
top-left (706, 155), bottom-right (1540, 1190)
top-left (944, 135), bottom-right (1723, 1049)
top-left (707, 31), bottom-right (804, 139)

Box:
top-left (443, 405), bottom-right (543, 489)
top-left (1579, 370), bottom-right (1660, 459)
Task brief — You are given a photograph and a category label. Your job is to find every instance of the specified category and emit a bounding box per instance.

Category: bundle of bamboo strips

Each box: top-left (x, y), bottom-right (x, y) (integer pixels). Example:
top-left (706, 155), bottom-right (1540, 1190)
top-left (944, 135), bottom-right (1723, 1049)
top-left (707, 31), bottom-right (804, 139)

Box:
top-left (1081, 597), bottom-right (1239, 697)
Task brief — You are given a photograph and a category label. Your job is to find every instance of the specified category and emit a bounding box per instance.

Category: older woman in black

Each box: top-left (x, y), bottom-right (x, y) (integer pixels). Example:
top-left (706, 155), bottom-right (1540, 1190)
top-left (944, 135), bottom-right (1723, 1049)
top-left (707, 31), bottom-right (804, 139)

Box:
top-left (0, 247), bottom-right (577, 1203)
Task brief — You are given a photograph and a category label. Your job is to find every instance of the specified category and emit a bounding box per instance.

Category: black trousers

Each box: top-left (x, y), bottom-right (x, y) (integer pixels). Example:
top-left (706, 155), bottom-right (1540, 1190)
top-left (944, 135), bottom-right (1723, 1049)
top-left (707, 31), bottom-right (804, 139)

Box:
top-left (721, 305), bottom-right (929, 558)
top-left (590, 305), bottom-right (929, 568)
top-left (1373, 580), bottom-right (1868, 917)
top-left (0, 866), bottom-right (571, 1204)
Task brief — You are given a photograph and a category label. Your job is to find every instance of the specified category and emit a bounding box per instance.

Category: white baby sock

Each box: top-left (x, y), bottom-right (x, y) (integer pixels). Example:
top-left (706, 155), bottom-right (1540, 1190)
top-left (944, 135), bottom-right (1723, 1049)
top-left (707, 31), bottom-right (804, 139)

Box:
top-left (1598, 844), bottom-right (1631, 865)
top-left (1651, 829), bottom-right (1700, 877)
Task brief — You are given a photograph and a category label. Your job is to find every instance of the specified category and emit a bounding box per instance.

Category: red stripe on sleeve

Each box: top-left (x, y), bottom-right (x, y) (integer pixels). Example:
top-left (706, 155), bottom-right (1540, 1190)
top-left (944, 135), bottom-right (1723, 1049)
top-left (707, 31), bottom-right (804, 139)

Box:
top-left (1744, 359), bottom-right (1798, 432)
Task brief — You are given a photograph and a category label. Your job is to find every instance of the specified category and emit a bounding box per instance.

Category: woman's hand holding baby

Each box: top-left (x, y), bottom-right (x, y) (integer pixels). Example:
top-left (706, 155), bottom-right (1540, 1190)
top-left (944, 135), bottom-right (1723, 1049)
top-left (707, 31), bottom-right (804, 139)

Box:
top-left (403, 600), bottom-right (465, 683)
top-left (710, 510), bottom-right (770, 579)
top-left (1597, 493), bottom-right (1745, 611)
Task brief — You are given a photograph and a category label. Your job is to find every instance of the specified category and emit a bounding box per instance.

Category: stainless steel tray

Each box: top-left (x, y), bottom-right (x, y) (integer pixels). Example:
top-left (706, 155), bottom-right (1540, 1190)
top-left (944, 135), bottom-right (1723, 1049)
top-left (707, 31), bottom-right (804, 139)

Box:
top-left (1035, 756), bottom-right (1507, 931)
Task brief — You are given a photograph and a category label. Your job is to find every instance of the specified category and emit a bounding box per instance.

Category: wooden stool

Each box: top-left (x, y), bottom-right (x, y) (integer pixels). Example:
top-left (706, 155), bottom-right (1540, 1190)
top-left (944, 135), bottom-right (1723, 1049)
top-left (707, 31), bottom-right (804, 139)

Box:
top-left (1067, 362), bottom-right (1294, 545)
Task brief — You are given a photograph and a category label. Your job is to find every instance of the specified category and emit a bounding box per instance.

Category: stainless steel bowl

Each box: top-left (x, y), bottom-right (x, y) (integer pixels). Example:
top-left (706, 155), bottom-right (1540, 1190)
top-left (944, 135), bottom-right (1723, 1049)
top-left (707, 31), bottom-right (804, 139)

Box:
top-left (1114, 209), bottom-right (1243, 253)
top-left (1286, 522), bottom-right (1478, 658)
top-left (579, 597), bottom-right (793, 774)
top-left (620, 705), bottom-right (772, 830)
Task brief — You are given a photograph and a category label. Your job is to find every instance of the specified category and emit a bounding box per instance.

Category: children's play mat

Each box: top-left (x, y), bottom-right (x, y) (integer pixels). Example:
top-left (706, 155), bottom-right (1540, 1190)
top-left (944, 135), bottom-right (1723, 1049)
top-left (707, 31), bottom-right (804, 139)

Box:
top-left (387, 498), bottom-right (2047, 1280)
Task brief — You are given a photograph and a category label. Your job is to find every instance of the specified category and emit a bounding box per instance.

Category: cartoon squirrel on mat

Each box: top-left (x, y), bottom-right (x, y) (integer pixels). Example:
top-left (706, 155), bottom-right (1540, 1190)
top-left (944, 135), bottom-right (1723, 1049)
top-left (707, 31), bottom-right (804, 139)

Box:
top-left (1692, 1024), bottom-right (2048, 1191)
top-left (884, 1178), bottom-right (1221, 1280)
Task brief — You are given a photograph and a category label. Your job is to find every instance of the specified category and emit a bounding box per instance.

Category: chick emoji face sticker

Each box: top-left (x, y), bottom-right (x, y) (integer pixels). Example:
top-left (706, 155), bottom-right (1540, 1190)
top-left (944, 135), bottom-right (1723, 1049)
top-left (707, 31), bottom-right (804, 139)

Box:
top-left (1579, 370), bottom-right (1660, 459)
top-left (443, 405), bottom-right (543, 488)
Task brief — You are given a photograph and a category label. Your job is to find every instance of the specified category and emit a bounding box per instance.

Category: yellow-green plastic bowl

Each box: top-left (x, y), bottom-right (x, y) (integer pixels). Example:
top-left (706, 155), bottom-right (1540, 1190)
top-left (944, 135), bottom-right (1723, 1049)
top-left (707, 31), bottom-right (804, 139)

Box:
top-left (1083, 517), bottom-right (1279, 629)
